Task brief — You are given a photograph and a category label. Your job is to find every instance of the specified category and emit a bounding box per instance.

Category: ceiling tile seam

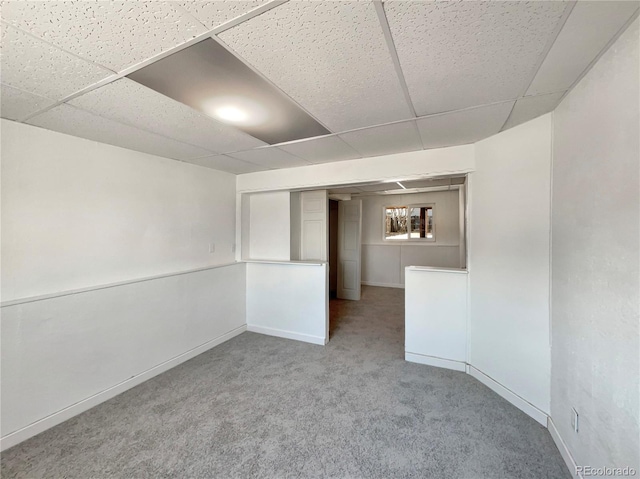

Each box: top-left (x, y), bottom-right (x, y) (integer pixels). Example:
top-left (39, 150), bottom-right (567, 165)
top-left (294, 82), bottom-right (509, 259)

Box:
top-left (498, 89), bottom-right (569, 133)
top-left (17, 73), bottom-right (121, 123)
top-left (169, 2), bottom-right (210, 32)
top-left (188, 154), bottom-right (276, 174)
top-left (209, 35), bottom-right (334, 134)
top-left (173, 93), bottom-right (554, 160)
top-left (186, 152), bottom-right (278, 171)
top-left (213, 98), bottom-right (525, 157)
top-left (319, 137), bottom-right (362, 164)
top-left (227, 149), bottom-right (314, 167)
top-left (410, 120), bottom-right (427, 151)
top-left (0, 21), bottom-right (117, 75)
top-left (521, 89), bottom-right (569, 99)
top-left (209, 0), bottom-right (289, 36)
top-left (36, 101), bottom-right (221, 157)
top-left (517, 1), bottom-right (577, 99)
top-left (374, 0), bottom-right (417, 117)
top-left (498, 101), bottom-right (519, 134)
top-left (0, 81), bottom-right (57, 102)
top-left (54, 101), bottom-right (229, 156)
top-left (554, 6), bottom-right (640, 108)
top-left (12, 1), bottom-right (289, 127)
top-left (16, 30), bottom-right (218, 123)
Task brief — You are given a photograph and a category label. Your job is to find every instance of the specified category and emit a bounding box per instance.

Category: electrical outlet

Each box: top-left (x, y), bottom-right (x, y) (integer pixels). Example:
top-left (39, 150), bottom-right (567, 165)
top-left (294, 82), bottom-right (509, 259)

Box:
top-left (209, 243), bottom-right (216, 254)
top-left (571, 408), bottom-right (579, 433)
top-left (231, 244), bottom-right (236, 253)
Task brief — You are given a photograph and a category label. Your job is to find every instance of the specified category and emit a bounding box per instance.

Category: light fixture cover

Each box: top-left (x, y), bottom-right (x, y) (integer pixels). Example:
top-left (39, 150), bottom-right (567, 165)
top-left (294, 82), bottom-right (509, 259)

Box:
top-left (128, 38), bottom-right (330, 145)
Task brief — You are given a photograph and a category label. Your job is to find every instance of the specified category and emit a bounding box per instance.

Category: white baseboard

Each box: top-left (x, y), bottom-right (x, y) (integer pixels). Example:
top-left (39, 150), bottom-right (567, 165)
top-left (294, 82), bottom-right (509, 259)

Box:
top-left (405, 352), bottom-right (466, 372)
top-left (361, 281), bottom-right (405, 289)
top-left (548, 417), bottom-right (582, 478)
top-left (466, 365), bottom-right (548, 426)
top-left (0, 325), bottom-right (247, 452)
top-left (247, 324), bottom-right (326, 345)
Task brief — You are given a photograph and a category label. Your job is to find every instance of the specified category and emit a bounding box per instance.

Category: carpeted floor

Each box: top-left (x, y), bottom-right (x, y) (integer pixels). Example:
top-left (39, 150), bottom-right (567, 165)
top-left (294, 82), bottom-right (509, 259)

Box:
top-left (1, 286), bottom-right (570, 478)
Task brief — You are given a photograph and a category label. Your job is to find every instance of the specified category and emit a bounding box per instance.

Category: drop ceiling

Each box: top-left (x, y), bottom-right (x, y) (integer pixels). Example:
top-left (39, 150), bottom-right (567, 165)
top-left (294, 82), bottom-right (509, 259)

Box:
top-left (1, 1), bottom-right (638, 174)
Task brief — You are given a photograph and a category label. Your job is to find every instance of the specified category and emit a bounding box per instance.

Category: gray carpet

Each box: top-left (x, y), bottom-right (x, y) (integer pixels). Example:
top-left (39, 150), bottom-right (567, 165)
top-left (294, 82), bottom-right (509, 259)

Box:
top-left (1, 286), bottom-right (570, 478)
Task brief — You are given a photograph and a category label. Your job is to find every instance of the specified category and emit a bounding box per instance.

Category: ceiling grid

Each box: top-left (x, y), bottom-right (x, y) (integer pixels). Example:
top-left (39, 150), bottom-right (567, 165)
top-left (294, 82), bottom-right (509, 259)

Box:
top-left (0, 0), bottom-right (637, 173)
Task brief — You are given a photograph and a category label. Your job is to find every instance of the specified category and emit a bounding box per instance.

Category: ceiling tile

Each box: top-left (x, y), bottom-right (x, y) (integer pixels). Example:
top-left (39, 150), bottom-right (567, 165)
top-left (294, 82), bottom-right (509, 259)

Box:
top-left (0, 25), bottom-right (112, 100)
top-left (69, 78), bottom-right (265, 153)
top-left (357, 182), bottom-right (403, 192)
top-left (279, 136), bottom-right (361, 164)
top-left (1, 1), bottom-right (207, 71)
top-left (503, 92), bottom-right (565, 131)
top-left (0, 83), bottom-right (56, 121)
top-left (185, 154), bottom-right (269, 174)
top-left (327, 187), bottom-right (363, 195)
top-left (416, 102), bottom-right (515, 150)
top-left (526, 1), bottom-right (640, 96)
top-left (401, 178), bottom-right (452, 189)
top-left (27, 104), bottom-right (213, 161)
top-left (227, 148), bottom-right (311, 169)
top-left (219, 1), bottom-right (412, 132)
top-left (385, 0), bottom-right (569, 115)
top-left (178, 1), bottom-right (268, 29)
top-left (339, 120), bottom-right (423, 158)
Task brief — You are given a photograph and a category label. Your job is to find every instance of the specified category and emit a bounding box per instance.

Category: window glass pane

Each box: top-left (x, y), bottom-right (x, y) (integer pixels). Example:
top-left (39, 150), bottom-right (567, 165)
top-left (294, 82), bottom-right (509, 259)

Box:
top-left (384, 207), bottom-right (409, 239)
top-left (409, 206), bottom-right (433, 239)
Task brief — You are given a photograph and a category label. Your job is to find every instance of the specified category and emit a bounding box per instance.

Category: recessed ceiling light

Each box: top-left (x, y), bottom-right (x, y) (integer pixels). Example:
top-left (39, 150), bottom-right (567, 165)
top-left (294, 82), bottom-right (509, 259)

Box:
top-left (205, 96), bottom-right (269, 127)
top-left (128, 38), bottom-right (330, 145)
top-left (215, 105), bottom-right (248, 123)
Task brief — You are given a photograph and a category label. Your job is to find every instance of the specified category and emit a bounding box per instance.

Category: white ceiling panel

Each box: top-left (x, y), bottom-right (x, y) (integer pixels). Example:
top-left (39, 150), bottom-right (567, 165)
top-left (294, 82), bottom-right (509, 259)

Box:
top-left (185, 154), bottom-right (268, 174)
top-left (69, 78), bottom-right (265, 153)
top-left (178, 1), bottom-right (268, 29)
top-left (279, 136), bottom-right (361, 164)
top-left (27, 104), bottom-right (213, 161)
top-left (1, 83), bottom-right (56, 121)
top-left (526, 1), bottom-right (640, 96)
top-left (327, 187), bottom-right (363, 195)
top-left (339, 120), bottom-right (423, 158)
top-left (219, 1), bottom-right (413, 132)
top-left (227, 147), bottom-right (311, 169)
top-left (0, 25), bottom-right (112, 100)
top-left (402, 179), bottom-right (449, 189)
top-left (416, 102), bottom-right (515, 150)
top-left (503, 92), bottom-right (565, 131)
top-left (385, 0), bottom-right (569, 115)
top-left (0, 1), bottom-right (206, 71)
top-left (357, 182), bottom-right (403, 192)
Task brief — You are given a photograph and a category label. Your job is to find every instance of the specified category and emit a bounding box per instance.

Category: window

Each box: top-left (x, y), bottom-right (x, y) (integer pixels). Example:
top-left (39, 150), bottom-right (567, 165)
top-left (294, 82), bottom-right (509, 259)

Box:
top-left (384, 204), bottom-right (434, 241)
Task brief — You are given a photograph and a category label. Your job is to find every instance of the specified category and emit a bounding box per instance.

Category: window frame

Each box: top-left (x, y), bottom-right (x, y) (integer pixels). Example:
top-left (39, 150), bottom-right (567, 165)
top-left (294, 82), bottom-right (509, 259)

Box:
top-left (382, 203), bottom-right (436, 243)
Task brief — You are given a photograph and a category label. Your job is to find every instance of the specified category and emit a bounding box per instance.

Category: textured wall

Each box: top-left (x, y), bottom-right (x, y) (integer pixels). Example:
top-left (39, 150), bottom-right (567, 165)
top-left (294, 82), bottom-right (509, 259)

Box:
top-left (470, 114), bottom-right (553, 415)
top-left (551, 18), bottom-right (639, 472)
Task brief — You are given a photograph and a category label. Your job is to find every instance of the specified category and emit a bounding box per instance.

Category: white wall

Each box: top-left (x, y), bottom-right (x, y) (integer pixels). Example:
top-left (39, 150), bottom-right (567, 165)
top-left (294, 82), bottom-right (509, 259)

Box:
top-left (1, 263), bottom-right (246, 450)
top-left (405, 267), bottom-right (468, 371)
top-left (551, 18), bottom-right (639, 474)
top-left (248, 191), bottom-right (291, 261)
top-left (236, 145), bottom-right (475, 193)
top-left (1, 120), bottom-right (246, 449)
top-left (246, 262), bottom-right (328, 345)
top-left (1, 120), bottom-right (237, 302)
top-left (361, 190), bottom-right (461, 287)
top-left (469, 114), bottom-right (553, 417)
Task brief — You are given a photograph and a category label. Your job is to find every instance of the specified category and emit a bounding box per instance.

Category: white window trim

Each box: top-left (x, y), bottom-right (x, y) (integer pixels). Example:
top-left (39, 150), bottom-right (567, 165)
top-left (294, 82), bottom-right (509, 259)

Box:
top-left (382, 203), bottom-right (436, 243)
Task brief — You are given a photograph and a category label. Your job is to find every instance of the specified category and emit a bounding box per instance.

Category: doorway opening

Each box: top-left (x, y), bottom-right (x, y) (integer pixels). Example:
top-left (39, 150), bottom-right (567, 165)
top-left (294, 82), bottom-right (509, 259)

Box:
top-left (328, 199), bottom-right (339, 299)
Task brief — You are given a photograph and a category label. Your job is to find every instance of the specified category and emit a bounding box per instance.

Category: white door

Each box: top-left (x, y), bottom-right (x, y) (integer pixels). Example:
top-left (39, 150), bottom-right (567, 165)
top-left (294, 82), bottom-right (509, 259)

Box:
top-left (300, 190), bottom-right (328, 261)
top-left (337, 199), bottom-right (362, 300)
